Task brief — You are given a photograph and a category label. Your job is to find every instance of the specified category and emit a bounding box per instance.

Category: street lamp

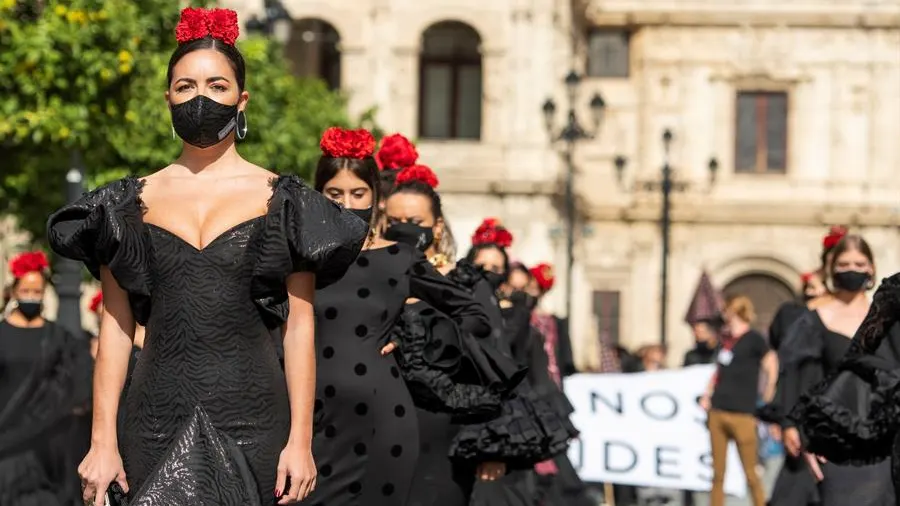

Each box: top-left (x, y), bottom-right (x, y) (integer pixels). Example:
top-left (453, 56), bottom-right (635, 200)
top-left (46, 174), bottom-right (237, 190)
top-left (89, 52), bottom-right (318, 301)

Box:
top-left (54, 150), bottom-right (85, 336)
top-left (542, 71), bottom-right (606, 340)
top-left (245, 0), bottom-right (292, 44)
top-left (615, 131), bottom-right (718, 345)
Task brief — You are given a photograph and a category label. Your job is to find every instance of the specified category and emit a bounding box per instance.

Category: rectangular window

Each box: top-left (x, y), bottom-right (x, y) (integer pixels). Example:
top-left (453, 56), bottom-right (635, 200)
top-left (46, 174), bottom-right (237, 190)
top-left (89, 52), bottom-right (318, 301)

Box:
top-left (593, 290), bottom-right (621, 347)
top-left (735, 91), bottom-right (788, 173)
top-left (586, 29), bottom-right (630, 78)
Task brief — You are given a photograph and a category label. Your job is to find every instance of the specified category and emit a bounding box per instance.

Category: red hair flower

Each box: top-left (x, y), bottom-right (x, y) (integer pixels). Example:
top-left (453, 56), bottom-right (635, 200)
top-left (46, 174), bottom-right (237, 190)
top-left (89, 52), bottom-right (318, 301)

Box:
top-left (530, 263), bottom-right (555, 292)
top-left (800, 272), bottom-right (816, 284)
top-left (395, 165), bottom-right (439, 188)
top-left (10, 251), bottom-right (49, 279)
top-left (89, 292), bottom-right (104, 313)
top-left (175, 8), bottom-right (240, 46)
top-left (320, 127), bottom-right (376, 159)
top-left (376, 134), bottom-right (419, 171)
top-left (471, 218), bottom-right (514, 249)
top-left (822, 225), bottom-right (848, 250)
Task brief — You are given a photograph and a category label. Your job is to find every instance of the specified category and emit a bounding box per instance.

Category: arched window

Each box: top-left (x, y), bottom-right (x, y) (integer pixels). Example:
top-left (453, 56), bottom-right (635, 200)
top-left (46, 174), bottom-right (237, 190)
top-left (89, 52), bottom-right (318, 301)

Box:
top-left (723, 273), bottom-right (795, 337)
top-left (419, 21), bottom-right (483, 140)
top-left (284, 18), bottom-right (341, 90)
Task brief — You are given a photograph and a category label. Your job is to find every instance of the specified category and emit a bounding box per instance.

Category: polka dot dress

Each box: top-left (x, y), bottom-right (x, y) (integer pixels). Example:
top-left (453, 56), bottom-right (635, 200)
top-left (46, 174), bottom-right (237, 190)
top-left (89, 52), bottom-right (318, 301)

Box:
top-left (304, 243), bottom-right (490, 506)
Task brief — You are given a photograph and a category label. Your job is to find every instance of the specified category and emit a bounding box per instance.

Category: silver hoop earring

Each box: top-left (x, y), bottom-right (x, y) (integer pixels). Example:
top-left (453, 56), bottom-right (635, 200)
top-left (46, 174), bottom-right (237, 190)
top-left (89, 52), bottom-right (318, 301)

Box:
top-left (236, 111), bottom-right (248, 140)
top-left (171, 125), bottom-right (177, 140)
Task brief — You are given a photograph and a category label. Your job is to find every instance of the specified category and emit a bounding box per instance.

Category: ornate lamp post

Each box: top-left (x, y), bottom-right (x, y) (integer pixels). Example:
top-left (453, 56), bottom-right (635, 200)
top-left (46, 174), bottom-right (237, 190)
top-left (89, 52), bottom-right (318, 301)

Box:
top-left (245, 0), bottom-right (292, 43)
top-left (54, 151), bottom-right (86, 336)
top-left (615, 130), bottom-right (718, 345)
top-left (542, 71), bottom-right (606, 337)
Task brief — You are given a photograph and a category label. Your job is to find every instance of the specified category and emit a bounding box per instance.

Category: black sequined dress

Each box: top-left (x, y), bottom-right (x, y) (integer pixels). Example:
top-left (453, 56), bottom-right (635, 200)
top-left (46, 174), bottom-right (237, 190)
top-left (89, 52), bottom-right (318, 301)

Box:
top-left (47, 175), bottom-right (367, 505)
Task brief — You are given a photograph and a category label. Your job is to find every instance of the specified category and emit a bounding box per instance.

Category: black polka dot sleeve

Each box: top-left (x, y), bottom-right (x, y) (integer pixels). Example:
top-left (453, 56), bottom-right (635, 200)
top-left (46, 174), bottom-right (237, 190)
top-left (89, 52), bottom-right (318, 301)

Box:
top-left (407, 251), bottom-right (491, 338)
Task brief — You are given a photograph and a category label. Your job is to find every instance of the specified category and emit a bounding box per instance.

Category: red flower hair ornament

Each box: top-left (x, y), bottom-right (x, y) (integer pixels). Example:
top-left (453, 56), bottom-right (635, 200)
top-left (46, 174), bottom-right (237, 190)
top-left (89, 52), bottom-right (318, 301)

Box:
top-left (376, 134), bottom-right (419, 171)
top-left (10, 251), bottom-right (49, 279)
top-left (395, 165), bottom-right (439, 188)
top-left (175, 8), bottom-right (240, 46)
top-left (530, 263), bottom-right (555, 292)
top-left (320, 127), bottom-right (376, 159)
top-left (89, 292), bottom-right (104, 313)
top-left (801, 272), bottom-right (817, 284)
top-left (822, 225), bottom-right (848, 250)
top-left (471, 218), bottom-right (514, 249)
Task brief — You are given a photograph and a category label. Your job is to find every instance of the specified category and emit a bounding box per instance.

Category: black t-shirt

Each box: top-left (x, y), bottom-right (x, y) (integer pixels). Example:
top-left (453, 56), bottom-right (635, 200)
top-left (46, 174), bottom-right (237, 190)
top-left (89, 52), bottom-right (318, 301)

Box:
top-left (710, 329), bottom-right (770, 414)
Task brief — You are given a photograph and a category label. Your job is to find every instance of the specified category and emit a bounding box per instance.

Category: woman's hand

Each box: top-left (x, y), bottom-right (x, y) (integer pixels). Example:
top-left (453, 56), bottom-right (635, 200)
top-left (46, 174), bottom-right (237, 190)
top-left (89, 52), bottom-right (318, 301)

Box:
top-left (476, 461), bottom-right (507, 481)
top-left (380, 341), bottom-right (399, 356)
top-left (783, 427), bottom-right (802, 457)
top-left (699, 395), bottom-right (711, 412)
top-left (804, 452), bottom-right (825, 482)
top-left (275, 441), bottom-right (317, 504)
top-left (78, 444), bottom-right (128, 505)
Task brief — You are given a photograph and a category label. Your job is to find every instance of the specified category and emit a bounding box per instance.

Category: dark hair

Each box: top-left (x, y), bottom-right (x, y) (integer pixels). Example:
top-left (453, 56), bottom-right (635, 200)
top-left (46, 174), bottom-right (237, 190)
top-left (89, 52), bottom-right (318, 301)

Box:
top-left (388, 180), bottom-right (443, 221)
top-left (314, 156), bottom-right (381, 227)
top-left (167, 36), bottom-right (247, 91)
top-left (829, 234), bottom-right (875, 276)
top-left (466, 243), bottom-right (511, 276)
top-left (509, 262), bottom-right (531, 279)
top-left (379, 169), bottom-right (400, 202)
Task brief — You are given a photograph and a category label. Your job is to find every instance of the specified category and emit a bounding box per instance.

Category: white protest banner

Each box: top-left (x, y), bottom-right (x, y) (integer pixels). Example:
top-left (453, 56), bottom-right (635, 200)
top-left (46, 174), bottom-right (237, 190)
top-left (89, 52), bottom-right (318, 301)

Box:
top-left (564, 365), bottom-right (748, 497)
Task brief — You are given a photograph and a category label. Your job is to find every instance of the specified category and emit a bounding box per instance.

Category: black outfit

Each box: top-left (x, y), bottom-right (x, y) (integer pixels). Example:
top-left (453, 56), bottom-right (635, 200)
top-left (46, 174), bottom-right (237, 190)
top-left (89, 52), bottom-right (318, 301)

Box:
top-left (770, 300), bottom-right (809, 351)
top-left (683, 342), bottom-right (718, 367)
top-left (710, 329), bottom-right (769, 414)
top-left (47, 175), bottom-right (368, 505)
top-left (304, 244), bottom-right (498, 506)
top-left (781, 299), bottom-right (899, 506)
top-left (0, 320), bottom-right (92, 506)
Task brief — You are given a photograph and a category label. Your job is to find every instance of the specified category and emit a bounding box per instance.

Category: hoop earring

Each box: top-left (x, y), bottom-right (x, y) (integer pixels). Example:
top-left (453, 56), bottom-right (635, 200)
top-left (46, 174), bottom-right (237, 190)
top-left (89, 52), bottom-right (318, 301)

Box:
top-left (866, 278), bottom-right (875, 290)
top-left (236, 111), bottom-right (248, 140)
top-left (171, 125), bottom-right (177, 140)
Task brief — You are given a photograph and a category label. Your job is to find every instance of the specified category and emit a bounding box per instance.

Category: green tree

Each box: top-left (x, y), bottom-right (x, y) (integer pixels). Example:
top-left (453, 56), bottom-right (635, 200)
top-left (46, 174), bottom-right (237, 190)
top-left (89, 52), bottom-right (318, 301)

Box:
top-left (0, 0), bottom-right (369, 242)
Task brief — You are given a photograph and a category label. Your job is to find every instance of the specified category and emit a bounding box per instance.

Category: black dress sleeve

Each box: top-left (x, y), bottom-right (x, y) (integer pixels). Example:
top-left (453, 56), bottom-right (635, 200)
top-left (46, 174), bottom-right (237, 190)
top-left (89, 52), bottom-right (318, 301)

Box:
top-left (46, 177), bottom-right (152, 324)
top-left (788, 274), bottom-right (900, 465)
top-left (251, 175), bottom-right (368, 326)
top-left (554, 316), bottom-right (577, 377)
top-left (407, 251), bottom-right (491, 338)
top-left (777, 312), bottom-right (825, 429)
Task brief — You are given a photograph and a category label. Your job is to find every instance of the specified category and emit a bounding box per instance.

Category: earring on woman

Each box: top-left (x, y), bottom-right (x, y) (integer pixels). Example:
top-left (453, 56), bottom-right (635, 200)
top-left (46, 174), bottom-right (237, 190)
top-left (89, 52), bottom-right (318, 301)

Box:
top-left (236, 111), bottom-right (248, 140)
top-left (172, 125), bottom-right (177, 140)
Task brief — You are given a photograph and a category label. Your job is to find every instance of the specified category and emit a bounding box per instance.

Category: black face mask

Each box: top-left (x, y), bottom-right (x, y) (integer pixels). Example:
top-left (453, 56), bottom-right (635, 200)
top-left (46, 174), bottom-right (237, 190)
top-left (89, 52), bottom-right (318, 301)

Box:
top-left (170, 95), bottom-right (238, 148)
top-left (16, 299), bottom-right (43, 320)
top-left (832, 270), bottom-right (870, 292)
top-left (384, 222), bottom-right (434, 252)
top-left (521, 292), bottom-right (538, 311)
top-left (349, 207), bottom-right (373, 224)
top-left (483, 271), bottom-right (506, 291)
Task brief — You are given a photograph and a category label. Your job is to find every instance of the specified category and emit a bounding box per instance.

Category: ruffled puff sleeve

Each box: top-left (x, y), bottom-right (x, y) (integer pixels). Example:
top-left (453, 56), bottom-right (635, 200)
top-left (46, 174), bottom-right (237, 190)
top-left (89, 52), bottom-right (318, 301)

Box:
top-left (46, 177), bottom-right (152, 325)
top-left (789, 274), bottom-right (900, 465)
top-left (391, 301), bottom-right (506, 422)
top-left (251, 175), bottom-right (368, 326)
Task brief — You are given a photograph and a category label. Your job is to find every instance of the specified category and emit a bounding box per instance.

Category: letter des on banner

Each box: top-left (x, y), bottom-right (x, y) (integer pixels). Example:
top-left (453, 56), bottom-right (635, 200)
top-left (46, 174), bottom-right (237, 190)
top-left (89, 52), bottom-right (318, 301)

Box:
top-left (563, 366), bottom-right (748, 497)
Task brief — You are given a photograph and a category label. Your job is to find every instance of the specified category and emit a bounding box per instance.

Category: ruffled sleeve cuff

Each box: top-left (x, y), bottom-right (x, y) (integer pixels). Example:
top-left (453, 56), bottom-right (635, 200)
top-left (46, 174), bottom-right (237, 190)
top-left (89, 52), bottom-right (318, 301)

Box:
top-left (46, 177), bottom-right (152, 324)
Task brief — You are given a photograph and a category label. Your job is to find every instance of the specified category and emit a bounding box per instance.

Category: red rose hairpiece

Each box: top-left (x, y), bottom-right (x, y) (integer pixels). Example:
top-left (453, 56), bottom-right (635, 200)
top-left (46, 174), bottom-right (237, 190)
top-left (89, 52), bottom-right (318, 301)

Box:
top-left (9, 251), bottom-right (49, 279)
top-left (822, 225), bottom-right (848, 250)
top-left (175, 8), bottom-right (240, 46)
top-left (530, 263), bottom-right (555, 292)
top-left (472, 218), bottom-right (514, 249)
top-left (89, 292), bottom-right (104, 313)
top-left (320, 127), bottom-right (376, 159)
top-left (376, 134), bottom-right (419, 171)
top-left (395, 165), bottom-right (439, 188)
top-left (800, 272), bottom-right (816, 284)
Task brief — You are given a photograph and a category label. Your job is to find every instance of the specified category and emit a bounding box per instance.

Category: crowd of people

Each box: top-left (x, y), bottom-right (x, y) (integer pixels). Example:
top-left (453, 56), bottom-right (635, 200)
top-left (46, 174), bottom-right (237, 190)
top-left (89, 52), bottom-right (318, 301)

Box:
top-left (4, 6), bottom-right (900, 506)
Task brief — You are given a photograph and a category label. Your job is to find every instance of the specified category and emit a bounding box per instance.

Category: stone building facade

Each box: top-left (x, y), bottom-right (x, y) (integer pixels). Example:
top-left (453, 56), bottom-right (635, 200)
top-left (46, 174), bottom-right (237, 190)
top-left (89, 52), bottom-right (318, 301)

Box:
top-left (218, 0), bottom-right (900, 368)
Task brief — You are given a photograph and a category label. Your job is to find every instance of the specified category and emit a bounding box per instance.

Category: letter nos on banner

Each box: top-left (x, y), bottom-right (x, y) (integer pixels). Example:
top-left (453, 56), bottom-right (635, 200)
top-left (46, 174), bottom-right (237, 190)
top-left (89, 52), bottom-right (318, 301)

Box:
top-left (563, 365), bottom-right (748, 497)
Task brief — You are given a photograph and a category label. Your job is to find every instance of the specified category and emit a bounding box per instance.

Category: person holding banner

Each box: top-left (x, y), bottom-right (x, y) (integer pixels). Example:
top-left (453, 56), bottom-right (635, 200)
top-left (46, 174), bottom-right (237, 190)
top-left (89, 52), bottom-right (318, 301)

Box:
top-left (700, 295), bottom-right (778, 506)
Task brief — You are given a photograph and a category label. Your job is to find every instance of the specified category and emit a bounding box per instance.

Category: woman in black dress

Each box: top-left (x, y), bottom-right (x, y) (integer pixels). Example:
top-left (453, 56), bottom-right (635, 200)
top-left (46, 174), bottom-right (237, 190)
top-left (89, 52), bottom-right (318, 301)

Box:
top-left (48, 8), bottom-right (369, 505)
top-left (0, 251), bottom-right (92, 505)
top-left (307, 139), bottom-right (498, 506)
top-left (780, 235), bottom-right (896, 506)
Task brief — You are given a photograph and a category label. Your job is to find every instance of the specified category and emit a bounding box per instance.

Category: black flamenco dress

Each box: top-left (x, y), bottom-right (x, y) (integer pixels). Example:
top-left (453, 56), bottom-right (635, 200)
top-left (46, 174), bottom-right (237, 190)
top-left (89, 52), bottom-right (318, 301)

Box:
top-left (0, 320), bottom-right (92, 506)
top-left (781, 284), bottom-right (900, 506)
top-left (303, 243), bottom-right (499, 506)
top-left (47, 175), bottom-right (368, 505)
top-left (445, 262), bottom-right (579, 506)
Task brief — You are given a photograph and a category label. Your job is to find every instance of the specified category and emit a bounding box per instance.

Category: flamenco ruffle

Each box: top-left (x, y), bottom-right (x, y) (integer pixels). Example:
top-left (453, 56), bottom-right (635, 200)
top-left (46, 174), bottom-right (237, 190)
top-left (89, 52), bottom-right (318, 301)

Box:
top-left (393, 302), bottom-right (525, 420)
top-left (449, 384), bottom-right (578, 470)
top-left (790, 353), bottom-right (900, 465)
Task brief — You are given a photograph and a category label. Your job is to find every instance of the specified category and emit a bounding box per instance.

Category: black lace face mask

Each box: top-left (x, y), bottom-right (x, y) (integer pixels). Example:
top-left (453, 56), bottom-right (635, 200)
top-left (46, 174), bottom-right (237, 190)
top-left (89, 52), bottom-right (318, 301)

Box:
top-left (170, 95), bottom-right (238, 148)
top-left (383, 223), bottom-right (434, 252)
